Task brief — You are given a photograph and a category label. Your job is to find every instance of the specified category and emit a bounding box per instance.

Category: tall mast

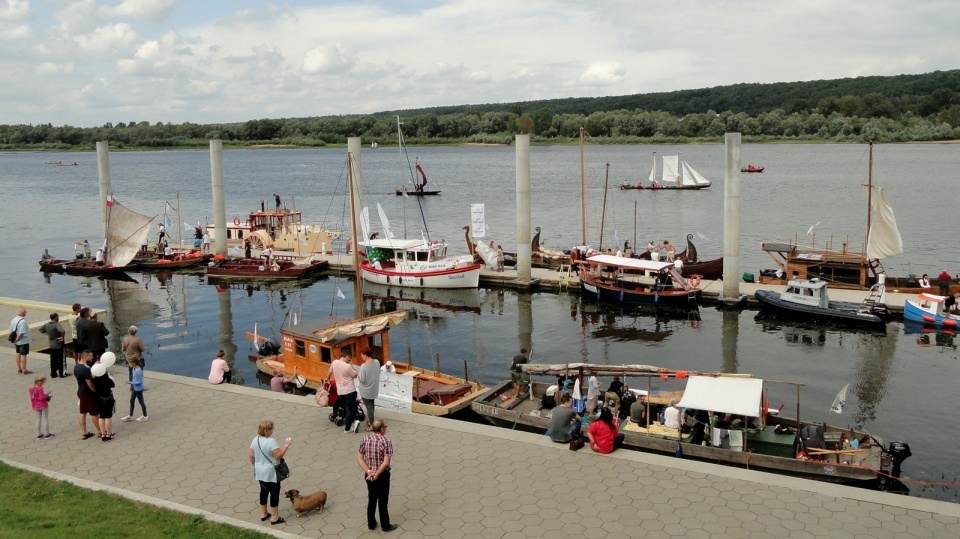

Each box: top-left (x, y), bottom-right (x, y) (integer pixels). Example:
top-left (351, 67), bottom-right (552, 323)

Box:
top-left (580, 127), bottom-right (586, 246)
top-left (347, 152), bottom-right (363, 319)
top-left (599, 163), bottom-right (610, 251)
top-left (865, 141), bottom-right (873, 249)
top-left (176, 193), bottom-right (182, 247)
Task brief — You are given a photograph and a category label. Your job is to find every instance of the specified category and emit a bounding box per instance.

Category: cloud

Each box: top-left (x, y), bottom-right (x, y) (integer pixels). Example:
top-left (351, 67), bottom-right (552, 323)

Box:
top-left (74, 23), bottom-right (139, 55)
top-left (35, 61), bottom-right (75, 75)
top-left (302, 43), bottom-right (356, 74)
top-left (579, 62), bottom-right (625, 86)
top-left (104, 0), bottom-right (179, 24)
top-left (0, 0), bottom-right (31, 21)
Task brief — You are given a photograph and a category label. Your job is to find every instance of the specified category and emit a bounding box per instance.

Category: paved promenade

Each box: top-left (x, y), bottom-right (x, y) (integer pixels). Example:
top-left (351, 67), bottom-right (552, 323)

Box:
top-left (2, 349), bottom-right (958, 538)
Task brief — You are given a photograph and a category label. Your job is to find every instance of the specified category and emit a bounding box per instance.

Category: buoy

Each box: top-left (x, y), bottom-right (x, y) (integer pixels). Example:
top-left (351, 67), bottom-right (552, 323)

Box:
top-left (944, 318), bottom-right (958, 327)
top-left (922, 314), bottom-right (935, 323)
top-left (233, 217), bottom-right (241, 226)
top-left (689, 275), bottom-right (701, 288)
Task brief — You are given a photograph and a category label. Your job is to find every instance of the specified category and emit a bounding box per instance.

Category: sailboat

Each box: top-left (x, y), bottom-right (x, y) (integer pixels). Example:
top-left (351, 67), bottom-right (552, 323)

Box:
top-left (620, 152), bottom-right (712, 190)
top-left (759, 142), bottom-right (912, 290)
top-left (40, 196), bottom-right (154, 277)
top-left (253, 149), bottom-right (486, 416)
top-left (360, 118), bottom-right (480, 289)
top-left (393, 117), bottom-right (440, 196)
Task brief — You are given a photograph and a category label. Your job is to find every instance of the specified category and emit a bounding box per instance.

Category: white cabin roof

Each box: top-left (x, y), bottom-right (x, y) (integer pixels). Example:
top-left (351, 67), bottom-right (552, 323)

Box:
top-left (359, 238), bottom-right (428, 250)
top-left (585, 255), bottom-right (673, 272)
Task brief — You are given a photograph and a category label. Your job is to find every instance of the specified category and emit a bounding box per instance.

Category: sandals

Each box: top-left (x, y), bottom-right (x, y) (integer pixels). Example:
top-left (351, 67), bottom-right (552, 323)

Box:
top-left (260, 514), bottom-right (270, 522)
top-left (81, 432), bottom-right (96, 440)
top-left (270, 517), bottom-right (286, 525)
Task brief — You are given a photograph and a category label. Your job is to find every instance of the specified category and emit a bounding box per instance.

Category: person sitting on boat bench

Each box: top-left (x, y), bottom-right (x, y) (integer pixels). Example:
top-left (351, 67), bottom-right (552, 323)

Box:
top-left (664, 399), bottom-right (684, 430)
top-left (918, 274), bottom-right (931, 288)
top-left (549, 394), bottom-right (581, 444)
top-left (629, 394), bottom-right (647, 424)
top-left (945, 292), bottom-right (959, 313)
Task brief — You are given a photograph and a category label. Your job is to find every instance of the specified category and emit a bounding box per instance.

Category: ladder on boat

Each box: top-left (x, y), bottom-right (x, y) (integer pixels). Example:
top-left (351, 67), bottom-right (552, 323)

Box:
top-left (858, 282), bottom-right (886, 314)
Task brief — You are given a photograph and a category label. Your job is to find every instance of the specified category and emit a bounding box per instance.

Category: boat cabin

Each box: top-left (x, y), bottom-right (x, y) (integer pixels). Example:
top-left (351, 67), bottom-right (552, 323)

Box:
top-left (781, 278), bottom-right (831, 309)
top-left (761, 241), bottom-right (875, 288)
top-left (361, 238), bottom-right (448, 266)
top-left (915, 293), bottom-right (948, 317)
top-left (277, 311), bottom-right (406, 383)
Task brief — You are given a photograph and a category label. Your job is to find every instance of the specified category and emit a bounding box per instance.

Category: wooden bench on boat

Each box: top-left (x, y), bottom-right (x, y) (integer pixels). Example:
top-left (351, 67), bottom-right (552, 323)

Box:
top-left (411, 377), bottom-right (472, 405)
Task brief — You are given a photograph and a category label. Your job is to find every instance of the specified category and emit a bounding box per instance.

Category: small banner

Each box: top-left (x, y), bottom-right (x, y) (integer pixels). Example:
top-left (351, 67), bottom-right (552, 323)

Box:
top-left (471, 203), bottom-right (486, 238)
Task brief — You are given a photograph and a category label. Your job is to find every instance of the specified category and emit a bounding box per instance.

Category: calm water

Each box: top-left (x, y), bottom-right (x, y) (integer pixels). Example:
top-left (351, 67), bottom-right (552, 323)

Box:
top-left (2, 144), bottom-right (959, 501)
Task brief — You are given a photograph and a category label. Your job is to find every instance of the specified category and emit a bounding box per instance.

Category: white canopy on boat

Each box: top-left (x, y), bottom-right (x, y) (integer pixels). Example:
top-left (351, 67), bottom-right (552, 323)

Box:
top-left (676, 376), bottom-right (764, 418)
top-left (359, 238), bottom-right (428, 250)
top-left (585, 255), bottom-right (673, 272)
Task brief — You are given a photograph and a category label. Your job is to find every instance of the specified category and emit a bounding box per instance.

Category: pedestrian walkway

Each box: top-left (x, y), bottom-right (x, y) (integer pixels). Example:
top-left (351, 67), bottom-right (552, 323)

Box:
top-left (2, 349), bottom-right (958, 538)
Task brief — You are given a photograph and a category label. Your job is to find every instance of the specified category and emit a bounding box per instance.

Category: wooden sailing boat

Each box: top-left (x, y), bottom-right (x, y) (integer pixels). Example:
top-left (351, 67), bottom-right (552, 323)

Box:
top-left (254, 149), bottom-right (486, 416)
top-left (759, 142), bottom-right (908, 290)
top-left (621, 152), bottom-right (712, 190)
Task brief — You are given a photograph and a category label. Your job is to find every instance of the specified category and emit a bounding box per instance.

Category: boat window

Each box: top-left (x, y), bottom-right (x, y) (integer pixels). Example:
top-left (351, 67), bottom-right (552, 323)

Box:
top-left (417, 251), bottom-right (428, 262)
top-left (238, 231), bottom-right (243, 239)
top-left (226, 230), bottom-right (233, 240)
top-left (320, 347), bottom-right (331, 364)
top-left (406, 251), bottom-right (416, 261)
top-left (295, 340), bottom-right (305, 357)
top-left (786, 286), bottom-right (798, 294)
top-left (803, 288), bottom-right (814, 296)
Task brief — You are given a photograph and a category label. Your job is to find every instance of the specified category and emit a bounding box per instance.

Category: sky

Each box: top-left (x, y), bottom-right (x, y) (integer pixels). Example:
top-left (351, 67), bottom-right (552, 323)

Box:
top-left (1, 0), bottom-right (957, 128)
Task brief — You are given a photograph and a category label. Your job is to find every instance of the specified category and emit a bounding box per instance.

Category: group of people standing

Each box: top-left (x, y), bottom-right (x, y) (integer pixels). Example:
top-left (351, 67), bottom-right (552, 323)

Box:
top-left (249, 348), bottom-right (396, 531)
top-left (12, 303), bottom-right (148, 442)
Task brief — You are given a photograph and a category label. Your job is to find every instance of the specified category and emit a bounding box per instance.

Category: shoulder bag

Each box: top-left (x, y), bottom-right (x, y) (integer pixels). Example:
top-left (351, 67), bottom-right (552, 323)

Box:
top-left (315, 381), bottom-right (330, 407)
top-left (257, 438), bottom-right (290, 482)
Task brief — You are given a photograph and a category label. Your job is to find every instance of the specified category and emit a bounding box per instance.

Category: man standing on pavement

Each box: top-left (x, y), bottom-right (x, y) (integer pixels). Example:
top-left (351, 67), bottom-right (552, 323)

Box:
top-left (328, 351), bottom-right (360, 433)
top-left (356, 419), bottom-right (396, 532)
top-left (65, 303), bottom-right (81, 368)
top-left (10, 308), bottom-right (31, 375)
top-left (75, 351), bottom-right (101, 440)
top-left (74, 307), bottom-right (91, 363)
top-left (39, 313), bottom-right (65, 378)
top-left (122, 325), bottom-right (145, 380)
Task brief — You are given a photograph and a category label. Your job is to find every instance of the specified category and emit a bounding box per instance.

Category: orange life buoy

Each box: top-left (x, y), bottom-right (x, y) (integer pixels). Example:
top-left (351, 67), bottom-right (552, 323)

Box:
top-left (689, 275), bottom-right (701, 288)
top-left (922, 314), bottom-right (935, 323)
top-left (214, 254), bottom-right (225, 262)
top-left (174, 254), bottom-right (183, 262)
top-left (944, 318), bottom-right (958, 328)
top-left (233, 218), bottom-right (241, 226)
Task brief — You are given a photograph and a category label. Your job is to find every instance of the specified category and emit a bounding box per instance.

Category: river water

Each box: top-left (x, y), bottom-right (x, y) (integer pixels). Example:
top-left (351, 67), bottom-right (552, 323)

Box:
top-left (2, 143), bottom-right (958, 501)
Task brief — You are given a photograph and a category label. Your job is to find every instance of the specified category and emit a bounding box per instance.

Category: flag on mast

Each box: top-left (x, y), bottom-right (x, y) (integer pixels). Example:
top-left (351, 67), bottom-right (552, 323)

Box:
top-left (830, 384), bottom-right (849, 414)
top-left (105, 195), bottom-right (113, 207)
top-left (336, 288), bottom-right (346, 300)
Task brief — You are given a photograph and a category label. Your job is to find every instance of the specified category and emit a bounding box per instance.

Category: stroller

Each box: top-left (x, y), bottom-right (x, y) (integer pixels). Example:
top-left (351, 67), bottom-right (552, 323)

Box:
top-left (327, 382), bottom-right (365, 427)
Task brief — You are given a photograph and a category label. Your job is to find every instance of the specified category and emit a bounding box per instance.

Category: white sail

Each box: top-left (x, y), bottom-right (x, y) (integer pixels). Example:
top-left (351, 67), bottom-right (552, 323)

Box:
top-left (648, 159), bottom-right (657, 184)
top-left (682, 161), bottom-right (712, 186)
top-left (105, 199), bottom-right (154, 267)
top-left (376, 202), bottom-right (395, 239)
top-left (865, 186), bottom-right (903, 259)
top-left (359, 206), bottom-right (370, 242)
top-left (662, 155), bottom-right (680, 186)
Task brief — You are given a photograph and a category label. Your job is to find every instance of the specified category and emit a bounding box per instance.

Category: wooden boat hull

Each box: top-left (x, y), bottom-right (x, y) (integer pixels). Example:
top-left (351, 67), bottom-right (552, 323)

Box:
top-left (754, 290), bottom-right (888, 329)
top-left (39, 259), bottom-right (129, 277)
top-left (360, 260), bottom-right (481, 289)
top-left (680, 256), bottom-right (723, 280)
top-left (127, 254), bottom-right (211, 270)
top-left (580, 277), bottom-right (700, 307)
top-left (206, 259), bottom-right (328, 280)
top-left (472, 380), bottom-right (883, 485)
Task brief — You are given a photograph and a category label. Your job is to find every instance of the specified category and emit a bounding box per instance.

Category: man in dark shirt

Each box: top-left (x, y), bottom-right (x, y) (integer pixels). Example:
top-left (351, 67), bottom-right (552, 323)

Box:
top-left (510, 348), bottom-right (529, 397)
top-left (74, 351), bottom-right (101, 440)
top-left (39, 313), bottom-right (65, 378)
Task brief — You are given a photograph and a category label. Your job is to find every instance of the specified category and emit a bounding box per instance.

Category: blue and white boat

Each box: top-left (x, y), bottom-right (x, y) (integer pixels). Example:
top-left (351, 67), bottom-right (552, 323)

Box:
top-left (903, 293), bottom-right (960, 329)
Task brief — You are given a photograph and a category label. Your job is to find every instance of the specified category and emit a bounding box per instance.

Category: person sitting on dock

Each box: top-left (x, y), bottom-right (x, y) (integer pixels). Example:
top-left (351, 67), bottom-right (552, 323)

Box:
top-left (586, 407), bottom-right (624, 454)
top-left (918, 274), bottom-right (931, 288)
top-left (549, 394), bottom-right (581, 444)
top-left (208, 349), bottom-right (231, 385)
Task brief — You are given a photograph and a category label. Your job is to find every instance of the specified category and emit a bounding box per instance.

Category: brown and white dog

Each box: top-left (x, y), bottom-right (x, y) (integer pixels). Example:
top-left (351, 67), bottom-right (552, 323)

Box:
top-left (284, 489), bottom-right (327, 517)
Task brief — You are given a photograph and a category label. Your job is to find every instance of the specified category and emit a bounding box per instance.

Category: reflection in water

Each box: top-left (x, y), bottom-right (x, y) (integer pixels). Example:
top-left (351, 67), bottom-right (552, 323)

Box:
top-left (903, 320), bottom-right (958, 351)
top-left (852, 330), bottom-right (898, 425)
top-left (721, 309), bottom-right (739, 373)
top-left (575, 300), bottom-right (700, 345)
top-left (104, 277), bottom-right (158, 352)
top-left (217, 286), bottom-right (238, 368)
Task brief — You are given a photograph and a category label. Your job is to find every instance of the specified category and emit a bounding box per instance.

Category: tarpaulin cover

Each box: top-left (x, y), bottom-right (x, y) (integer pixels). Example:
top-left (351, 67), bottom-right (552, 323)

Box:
top-left (676, 376), bottom-right (763, 418)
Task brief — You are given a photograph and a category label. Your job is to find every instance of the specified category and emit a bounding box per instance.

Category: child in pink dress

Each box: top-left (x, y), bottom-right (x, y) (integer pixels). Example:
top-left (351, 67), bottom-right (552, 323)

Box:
top-left (28, 376), bottom-right (54, 439)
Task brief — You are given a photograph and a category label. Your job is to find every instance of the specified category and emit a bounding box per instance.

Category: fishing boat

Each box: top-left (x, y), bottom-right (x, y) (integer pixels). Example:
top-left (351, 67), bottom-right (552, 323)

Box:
top-left (759, 142), bottom-right (905, 290)
top-left (127, 252), bottom-right (211, 271)
top-left (205, 204), bottom-right (340, 253)
top-left (472, 363), bottom-right (912, 487)
top-left (636, 152), bottom-right (712, 190)
top-left (754, 276), bottom-right (891, 329)
top-left (903, 292), bottom-right (960, 328)
top-left (206, 254), bottom-right (328, 281)
top-left (39, 197), bottom-right (153, 278)
top-left (393, 117), bottom-right (440, 196)
top-left (579, 255), bottom-right (701, 307)
top-left (741, 164), bottom-right (764, 173)
top-left (253, 148), bottom-right (486, 417)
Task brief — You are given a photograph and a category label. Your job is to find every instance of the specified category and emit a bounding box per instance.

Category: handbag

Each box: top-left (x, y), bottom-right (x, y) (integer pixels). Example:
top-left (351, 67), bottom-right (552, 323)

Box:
top-left (315, 381), bottom-right (330, 407)
top-left (7, 332), bottom-right (15, 343)
top-left (257, 438), bottom-right (290, 482)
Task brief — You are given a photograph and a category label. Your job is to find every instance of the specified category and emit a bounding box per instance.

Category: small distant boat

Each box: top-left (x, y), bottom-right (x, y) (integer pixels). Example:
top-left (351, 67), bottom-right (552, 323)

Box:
top-left (741, 165), bottom-right (764, 173)
top-left (631, 152), bottom-right (712, 190)
top-left (754, 277), bottom-right (890, 329)
top-left (903, 293), bottom-right (960, 328)
top-left (370, 142), bottom-right (378, 149)
top-left (395, 160), bottom-right (441, 196)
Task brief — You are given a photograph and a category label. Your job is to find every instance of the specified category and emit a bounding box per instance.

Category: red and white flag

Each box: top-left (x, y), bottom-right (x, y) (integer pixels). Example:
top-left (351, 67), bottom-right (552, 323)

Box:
top-left (105, 195), bottom-right (114, 207)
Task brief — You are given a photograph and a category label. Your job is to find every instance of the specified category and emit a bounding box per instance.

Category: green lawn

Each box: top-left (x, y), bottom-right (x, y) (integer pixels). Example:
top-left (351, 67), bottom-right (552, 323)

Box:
top-left (0, 462), bottom-right (271, 539)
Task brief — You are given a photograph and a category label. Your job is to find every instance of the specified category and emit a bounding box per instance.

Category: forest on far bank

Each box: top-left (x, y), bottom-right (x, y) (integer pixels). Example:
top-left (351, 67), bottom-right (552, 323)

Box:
top-left (3, 69), bottom-right (960, 151)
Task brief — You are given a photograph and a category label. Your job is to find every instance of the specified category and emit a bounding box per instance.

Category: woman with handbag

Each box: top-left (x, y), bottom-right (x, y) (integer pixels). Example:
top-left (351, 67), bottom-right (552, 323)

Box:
top-left (248, 420), bottom-right (292, 525)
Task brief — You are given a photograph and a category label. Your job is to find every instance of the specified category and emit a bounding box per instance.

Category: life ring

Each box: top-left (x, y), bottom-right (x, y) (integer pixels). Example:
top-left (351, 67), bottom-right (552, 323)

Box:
top-left (689, 275), bottom-right (701, 288)
top-left (233, 217), bottom-right (241, 226)
top-left (944, 318), bottom-right (958, 328)
top-left (173, 254), bottom-right (183, 262)
top-left (922, 314), bottom-right (935, 323)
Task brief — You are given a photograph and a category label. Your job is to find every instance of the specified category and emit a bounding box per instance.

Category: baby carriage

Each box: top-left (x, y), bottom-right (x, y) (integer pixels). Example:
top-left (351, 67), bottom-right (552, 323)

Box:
top-left (327, 382), bottom-right (365, 427)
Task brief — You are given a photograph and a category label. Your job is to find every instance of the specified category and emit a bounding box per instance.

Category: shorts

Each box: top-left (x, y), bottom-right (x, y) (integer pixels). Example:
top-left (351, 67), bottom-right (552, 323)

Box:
top-left (97, 397), bottom-right (116, 419)
top-left (78, 394), bottom-right (98, 415)
top-left (511, 371), bottom-right (529, 386)
top-left (15, 343), bottom-right (29, 355)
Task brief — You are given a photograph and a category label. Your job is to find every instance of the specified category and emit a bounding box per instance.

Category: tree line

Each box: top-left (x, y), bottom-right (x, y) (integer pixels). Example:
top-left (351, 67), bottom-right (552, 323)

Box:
top-left (3, 69), bottom-right (960, 150)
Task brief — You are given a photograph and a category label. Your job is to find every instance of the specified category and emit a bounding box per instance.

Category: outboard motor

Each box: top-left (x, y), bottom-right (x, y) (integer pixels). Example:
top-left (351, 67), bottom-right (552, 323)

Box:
top-left (887, 441), bottom-right (912, 478)
top-left (258, 338), bottom-right (281, 356)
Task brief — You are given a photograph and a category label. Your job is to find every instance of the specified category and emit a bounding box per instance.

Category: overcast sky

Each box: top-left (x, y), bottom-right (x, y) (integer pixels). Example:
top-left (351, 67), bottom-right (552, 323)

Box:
top-left (2, 0), bottom-right (957, 127)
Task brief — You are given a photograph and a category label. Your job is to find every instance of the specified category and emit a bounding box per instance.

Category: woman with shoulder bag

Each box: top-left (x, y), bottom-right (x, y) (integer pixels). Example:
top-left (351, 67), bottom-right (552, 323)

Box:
top-left (249, 420), bottom-right (292, 525)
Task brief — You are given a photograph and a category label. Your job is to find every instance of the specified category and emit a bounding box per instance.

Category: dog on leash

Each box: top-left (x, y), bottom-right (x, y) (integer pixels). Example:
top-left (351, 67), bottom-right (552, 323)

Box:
top-left (284, 489), bottom-right (327, 517)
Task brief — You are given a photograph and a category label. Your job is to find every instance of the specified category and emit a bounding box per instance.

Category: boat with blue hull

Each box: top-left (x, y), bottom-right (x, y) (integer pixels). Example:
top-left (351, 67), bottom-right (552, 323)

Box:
top-left (903, 293), bottom-right (960, 329)
top-left (754, 277), bottom-right (890, 329)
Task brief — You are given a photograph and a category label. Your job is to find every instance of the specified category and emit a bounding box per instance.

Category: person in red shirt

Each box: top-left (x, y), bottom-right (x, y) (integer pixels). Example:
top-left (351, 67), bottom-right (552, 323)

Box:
top-left (938, 270), bottom-right (953, 296)
top-left (586, 407), bottom-right (624, 454)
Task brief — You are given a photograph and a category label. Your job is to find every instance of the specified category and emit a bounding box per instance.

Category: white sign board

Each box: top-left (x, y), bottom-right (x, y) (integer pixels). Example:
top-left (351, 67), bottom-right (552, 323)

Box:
top-left (376, 371), bottom-right (414, 413)
top-left (470, 204), bottom-right (486, 238)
